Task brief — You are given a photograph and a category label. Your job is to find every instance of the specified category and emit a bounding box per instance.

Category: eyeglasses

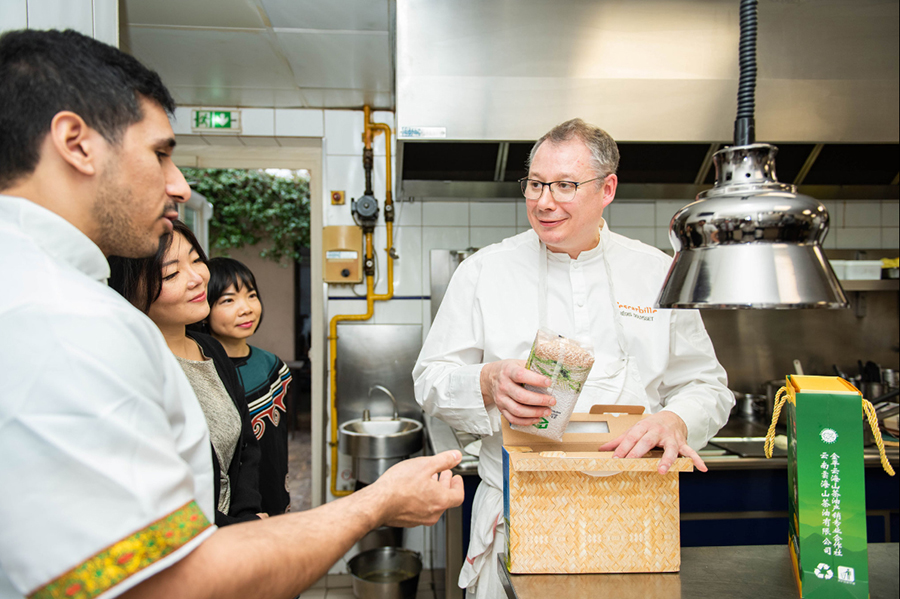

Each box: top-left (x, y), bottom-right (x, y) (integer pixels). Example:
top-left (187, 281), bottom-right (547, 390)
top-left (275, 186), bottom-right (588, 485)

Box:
top-left (518, 176), bottom-right (605, 202)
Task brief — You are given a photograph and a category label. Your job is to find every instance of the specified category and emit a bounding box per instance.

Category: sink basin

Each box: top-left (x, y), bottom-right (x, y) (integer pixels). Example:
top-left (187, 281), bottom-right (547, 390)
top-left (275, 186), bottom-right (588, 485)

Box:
top-left (339, 417), bottom-right (424, 484)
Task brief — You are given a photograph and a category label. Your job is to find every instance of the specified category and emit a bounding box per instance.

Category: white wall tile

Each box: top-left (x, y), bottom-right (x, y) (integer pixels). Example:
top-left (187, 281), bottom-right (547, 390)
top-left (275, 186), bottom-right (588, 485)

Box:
top-left (470, 202), bottom-right (517, 227)
top-left (601, 204), bottom-right (613, 226)
top-left (610, 202), bottom-right (655, 227)
top-left (655, 227), bottom-right (676, 251)
top-left (241, 108), bottom-right (275, 136)
top-left (421, 300), bottom-right (433, 342)
top-left (835, 228), bottom-right (883, 249)
top-left (882, 201), bottom-right (899, 226)
top-left (613, 227), bottom-right (657, 247)
top-left (393, 200), bottom-right (421, 226)
top-left (843, 201), bottom-right (881, 228)
top-left (323, 110), bottom-right (389, 156)
top-left (373, 299), bottom-right (424, 325)
top-left (516, 202), bottom-right (531, 228)
top-left (0, 1), bottom-right (28, 30)
top-left (93, 0), bottom-right (118, 47)
top-left (422, 202), bottom-right (468, 227)
top-left (822, 230), bottom-right (837, 249)
top-left (28, 0), bottom-right (92, 36)
top-left (325, 298), bottom-right (368, 316)
top-left (470, 227), bottom-right (516, 249)
top-left (420, 227), bottom-right (470, 296)
top-left (323, 205), bottom-right (357, 227)
top-left (420, 227), bottom-right (470, 253)
top-left (654, 201), bottom-right (691, 228)
top-left (274, 109), bottom-right (324, 137)
top-left (380, 224), bottom-right (423, 296)
top-left (882, 228), bottom-right (900, 249)
top-left (170, 106), bottom-right (194, 135)
top-left (820, 200), bottom-right (843, 229)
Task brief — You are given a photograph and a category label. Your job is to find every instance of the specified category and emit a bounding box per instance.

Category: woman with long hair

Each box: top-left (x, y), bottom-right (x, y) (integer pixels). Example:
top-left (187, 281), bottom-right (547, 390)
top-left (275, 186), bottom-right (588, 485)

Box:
top-left (109, 221), bottom-right (264, 525)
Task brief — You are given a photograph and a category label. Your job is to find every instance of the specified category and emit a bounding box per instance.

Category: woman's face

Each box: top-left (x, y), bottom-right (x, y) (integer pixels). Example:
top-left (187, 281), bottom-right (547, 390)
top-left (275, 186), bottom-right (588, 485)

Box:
top-left (147, 232), bottom-right (210, 328)
top-left (209, 282), bottom-right (262, 341)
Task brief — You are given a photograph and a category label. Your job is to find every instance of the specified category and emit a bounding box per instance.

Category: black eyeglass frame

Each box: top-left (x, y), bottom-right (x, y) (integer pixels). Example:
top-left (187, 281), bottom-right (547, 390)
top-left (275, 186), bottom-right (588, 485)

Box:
top-left (518, 176), bottom-right (607, 202)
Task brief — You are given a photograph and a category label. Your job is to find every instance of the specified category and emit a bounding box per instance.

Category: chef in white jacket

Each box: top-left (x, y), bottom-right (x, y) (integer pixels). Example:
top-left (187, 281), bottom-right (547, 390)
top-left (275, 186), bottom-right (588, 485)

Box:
top-left (413, 118), bottom-right (734, 599)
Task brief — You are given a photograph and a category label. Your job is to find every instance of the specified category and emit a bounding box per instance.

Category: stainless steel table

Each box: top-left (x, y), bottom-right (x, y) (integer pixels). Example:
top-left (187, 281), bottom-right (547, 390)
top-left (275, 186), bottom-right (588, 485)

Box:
top-left (499, 544), bottom-right (899, 599)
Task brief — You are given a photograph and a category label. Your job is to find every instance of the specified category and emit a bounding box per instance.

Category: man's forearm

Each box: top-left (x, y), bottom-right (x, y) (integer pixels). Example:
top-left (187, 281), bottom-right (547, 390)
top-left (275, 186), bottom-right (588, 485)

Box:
top-left (124, 486), bottom-right (383, 599)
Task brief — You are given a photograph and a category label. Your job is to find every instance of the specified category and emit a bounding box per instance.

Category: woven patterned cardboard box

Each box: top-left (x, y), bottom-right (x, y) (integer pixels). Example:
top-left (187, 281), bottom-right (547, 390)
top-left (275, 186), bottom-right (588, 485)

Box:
top-left (502, 406), bottom-right (693, 574)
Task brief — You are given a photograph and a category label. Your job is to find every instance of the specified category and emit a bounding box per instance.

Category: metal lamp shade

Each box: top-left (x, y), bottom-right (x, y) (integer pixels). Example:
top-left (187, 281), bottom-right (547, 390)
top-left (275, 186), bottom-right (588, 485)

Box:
top-left (656, 144), bottom-right (848, 309)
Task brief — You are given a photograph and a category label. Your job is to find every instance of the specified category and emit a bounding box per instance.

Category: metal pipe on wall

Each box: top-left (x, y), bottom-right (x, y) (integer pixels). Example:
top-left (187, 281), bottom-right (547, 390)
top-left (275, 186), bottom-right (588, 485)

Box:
top-left (328, 107), bottom-right (395, 497)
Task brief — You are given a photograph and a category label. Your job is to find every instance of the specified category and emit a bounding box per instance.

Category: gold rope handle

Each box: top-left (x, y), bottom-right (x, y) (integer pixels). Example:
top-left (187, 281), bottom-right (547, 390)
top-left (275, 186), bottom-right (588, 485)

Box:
top-left (764, 386), bottom-right (789, 458)
top-left (863, 399), bottom-right (896, 476)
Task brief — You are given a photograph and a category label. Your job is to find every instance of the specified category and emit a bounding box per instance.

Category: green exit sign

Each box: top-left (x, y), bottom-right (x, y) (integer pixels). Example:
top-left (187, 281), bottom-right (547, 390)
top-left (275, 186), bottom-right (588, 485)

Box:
top-left (191, 109), bottom-right (241, 133)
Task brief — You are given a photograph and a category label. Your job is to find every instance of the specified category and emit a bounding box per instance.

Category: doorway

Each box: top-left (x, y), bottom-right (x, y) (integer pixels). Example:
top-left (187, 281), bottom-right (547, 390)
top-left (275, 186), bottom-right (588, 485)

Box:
top-left (173, 140), bottom-right (323, 511)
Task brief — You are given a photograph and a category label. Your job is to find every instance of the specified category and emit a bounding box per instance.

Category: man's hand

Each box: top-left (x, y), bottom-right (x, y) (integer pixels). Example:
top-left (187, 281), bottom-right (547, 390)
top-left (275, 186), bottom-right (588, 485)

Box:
top-left (367, 450), bottom-right (465, 527)
top-left (480, 359), bottom-right (553, 425)
top-left (598, 411), bottom-right (707, 475)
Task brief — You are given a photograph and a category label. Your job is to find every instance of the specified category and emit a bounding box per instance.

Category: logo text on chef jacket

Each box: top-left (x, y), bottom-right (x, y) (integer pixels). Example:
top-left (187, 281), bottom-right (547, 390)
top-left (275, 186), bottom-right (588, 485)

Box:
top-left (618, 303), bottom-right (657, 322)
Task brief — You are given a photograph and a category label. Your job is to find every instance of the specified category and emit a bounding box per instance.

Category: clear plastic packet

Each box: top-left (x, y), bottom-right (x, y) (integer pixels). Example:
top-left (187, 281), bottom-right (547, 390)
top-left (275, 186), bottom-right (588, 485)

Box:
top-left (510, 328), bottom-right (595, 441)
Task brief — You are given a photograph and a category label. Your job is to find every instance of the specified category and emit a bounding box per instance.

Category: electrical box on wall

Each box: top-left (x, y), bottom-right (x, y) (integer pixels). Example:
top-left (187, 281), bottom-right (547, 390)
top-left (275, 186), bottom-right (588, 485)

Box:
top-left (323, 226), bottom-right (363, 283)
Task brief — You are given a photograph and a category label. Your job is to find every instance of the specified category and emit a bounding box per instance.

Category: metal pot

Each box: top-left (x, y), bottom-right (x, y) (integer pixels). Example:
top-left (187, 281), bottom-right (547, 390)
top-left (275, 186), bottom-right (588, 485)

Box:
top-left (731, 392), bottom-right (767, 423)
top-left (348, 547), bottom-right (422, 599)
top-left (761, 379), bottom-right (789, 426)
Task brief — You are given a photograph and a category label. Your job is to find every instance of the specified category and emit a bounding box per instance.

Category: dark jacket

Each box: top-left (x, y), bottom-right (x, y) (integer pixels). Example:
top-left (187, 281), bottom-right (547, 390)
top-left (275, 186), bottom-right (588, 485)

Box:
top-left (187, 331), bottom-right (263, 526)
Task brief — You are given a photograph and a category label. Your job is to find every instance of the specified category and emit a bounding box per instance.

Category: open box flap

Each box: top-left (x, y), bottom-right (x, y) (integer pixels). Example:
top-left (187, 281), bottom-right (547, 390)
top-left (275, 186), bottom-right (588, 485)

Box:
top-left (501, 407), bottom-right (644, 447)
top-left (588, 404), bottom-right (645, 415)
top-left (788, 374), bottom-right (860, 395)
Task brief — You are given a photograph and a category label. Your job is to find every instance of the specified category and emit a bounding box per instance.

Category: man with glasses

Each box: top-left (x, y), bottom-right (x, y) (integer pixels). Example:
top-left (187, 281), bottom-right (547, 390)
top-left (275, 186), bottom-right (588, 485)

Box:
top-left (414, 118), bottom-right (733, 599)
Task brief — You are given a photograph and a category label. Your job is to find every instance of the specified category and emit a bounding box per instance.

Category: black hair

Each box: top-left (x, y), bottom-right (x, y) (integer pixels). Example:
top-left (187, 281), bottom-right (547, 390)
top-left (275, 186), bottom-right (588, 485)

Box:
top-left (0, 28), bottom-right (176, 189)
top-left (206, 257), bottom-right (265, 332)
top-left (109, 220), bottom-right (207, 314)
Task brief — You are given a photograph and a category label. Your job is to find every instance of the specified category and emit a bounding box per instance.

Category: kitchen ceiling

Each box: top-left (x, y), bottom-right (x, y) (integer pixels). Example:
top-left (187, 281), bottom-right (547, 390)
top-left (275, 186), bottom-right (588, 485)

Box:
top-left (120, 0), bottom-right (898, 196)
top-left (121, 0), bottom-right (395, 109)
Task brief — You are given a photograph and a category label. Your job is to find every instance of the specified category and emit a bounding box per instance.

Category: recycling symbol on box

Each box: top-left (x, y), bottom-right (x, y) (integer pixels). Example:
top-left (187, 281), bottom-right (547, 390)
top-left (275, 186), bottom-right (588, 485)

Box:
top-left (814, 563), bottom-right (834, 580)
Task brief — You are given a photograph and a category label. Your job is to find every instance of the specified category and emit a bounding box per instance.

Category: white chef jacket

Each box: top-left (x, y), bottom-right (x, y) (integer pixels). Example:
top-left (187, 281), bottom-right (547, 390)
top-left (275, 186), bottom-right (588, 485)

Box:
top-left (0, 196), bottom-right (216, 599)
top-left (413, 224), bottom-right (733, 597)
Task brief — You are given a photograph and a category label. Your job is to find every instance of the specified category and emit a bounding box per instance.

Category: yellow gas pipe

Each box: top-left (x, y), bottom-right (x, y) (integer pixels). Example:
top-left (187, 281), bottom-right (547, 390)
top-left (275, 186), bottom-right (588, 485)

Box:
top-left (328, 106), bottom-right (394, 497)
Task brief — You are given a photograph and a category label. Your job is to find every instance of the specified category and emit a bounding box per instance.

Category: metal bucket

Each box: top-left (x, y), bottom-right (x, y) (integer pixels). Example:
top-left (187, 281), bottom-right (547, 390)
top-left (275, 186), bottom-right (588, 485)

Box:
top-left (348, 547), bottom-right (422, 599)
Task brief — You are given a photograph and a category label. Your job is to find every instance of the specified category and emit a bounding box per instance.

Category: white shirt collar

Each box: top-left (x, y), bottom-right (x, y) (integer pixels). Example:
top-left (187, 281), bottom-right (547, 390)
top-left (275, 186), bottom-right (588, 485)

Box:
top-left (543, 219), bottom-right (610, 263)
top-left (0, 194), bottom-right (110, 283)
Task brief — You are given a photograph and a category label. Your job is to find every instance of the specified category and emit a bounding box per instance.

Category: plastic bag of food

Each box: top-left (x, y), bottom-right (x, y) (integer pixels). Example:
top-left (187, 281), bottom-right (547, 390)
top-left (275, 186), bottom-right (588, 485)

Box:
top-left (510, 328), bottom-right (595, 441)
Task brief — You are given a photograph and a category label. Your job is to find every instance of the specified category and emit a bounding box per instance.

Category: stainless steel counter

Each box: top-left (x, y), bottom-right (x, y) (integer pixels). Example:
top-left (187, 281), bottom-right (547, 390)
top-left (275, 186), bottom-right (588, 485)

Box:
top-left (499, 544), bottom-right (899, 599)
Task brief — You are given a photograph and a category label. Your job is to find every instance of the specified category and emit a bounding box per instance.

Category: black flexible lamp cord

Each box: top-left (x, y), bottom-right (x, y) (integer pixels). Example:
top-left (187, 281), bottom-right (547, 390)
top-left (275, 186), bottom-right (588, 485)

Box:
top-left (734, 0), bottom-right (757, 146)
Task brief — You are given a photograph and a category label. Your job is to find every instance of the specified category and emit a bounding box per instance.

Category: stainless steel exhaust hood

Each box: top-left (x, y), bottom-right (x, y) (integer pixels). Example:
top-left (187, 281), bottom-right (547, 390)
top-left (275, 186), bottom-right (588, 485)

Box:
top-left (396, 0), bottom-right (899, 144)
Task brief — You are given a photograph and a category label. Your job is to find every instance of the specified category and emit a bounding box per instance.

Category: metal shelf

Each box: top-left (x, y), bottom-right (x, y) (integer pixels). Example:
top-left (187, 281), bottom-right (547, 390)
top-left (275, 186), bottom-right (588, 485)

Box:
top-left (840, 279), bottom-right (899, 291)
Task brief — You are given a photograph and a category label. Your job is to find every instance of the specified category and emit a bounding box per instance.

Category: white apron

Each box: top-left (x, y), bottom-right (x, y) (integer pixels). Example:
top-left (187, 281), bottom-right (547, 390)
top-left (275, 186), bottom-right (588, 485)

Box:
top-left (459, 232), bottom-right (651, 598)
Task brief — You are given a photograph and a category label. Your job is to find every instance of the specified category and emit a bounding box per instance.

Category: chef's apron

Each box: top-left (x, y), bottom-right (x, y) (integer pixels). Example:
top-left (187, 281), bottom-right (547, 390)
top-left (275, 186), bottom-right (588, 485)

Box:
top-left (459, 227), bottom-right (651, 598)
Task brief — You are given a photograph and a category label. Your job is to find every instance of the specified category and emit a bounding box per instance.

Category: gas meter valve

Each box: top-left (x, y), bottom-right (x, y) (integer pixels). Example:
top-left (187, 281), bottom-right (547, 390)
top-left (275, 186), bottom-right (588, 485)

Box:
top-left (351, 194), bottom-right (380, 229)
